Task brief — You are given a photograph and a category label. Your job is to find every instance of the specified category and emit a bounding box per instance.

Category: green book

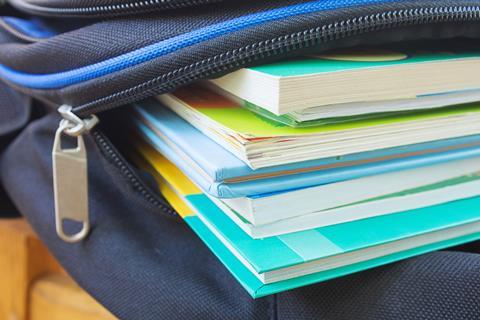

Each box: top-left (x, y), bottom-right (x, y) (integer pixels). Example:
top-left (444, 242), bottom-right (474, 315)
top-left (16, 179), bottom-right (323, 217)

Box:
top-left (208, 46), bottom-right (480, 118)
top-left (157, 83), bottom-right (480, 169)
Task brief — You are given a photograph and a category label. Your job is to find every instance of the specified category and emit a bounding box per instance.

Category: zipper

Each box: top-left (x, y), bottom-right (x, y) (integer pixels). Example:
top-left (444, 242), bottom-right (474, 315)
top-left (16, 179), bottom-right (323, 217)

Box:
top-left (72, 5), bottom-right (480, 117)
top-left (8, 0), bottom-right (222, 17)
top-left (52, 5), bottom-right (480, 242)
top-left (52, 106), bottom-right (99, 243)
top-left (91, 129), bottom-right (177, 216)
top-left (52, 106), bottom-right (176, 243)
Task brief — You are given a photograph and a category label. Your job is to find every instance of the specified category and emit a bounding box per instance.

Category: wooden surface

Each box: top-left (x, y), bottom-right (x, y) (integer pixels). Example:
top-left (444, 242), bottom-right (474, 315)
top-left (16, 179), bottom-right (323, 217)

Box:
top-left (0, 218), bottom-right (116, 320)
top-left (30, 274), bottom-right (116, 320)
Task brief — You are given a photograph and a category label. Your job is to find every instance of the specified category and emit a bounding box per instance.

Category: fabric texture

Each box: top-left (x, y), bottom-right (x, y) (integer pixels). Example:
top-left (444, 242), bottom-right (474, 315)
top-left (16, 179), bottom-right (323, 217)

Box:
top-left (0, 82), bottom-right (30, 137)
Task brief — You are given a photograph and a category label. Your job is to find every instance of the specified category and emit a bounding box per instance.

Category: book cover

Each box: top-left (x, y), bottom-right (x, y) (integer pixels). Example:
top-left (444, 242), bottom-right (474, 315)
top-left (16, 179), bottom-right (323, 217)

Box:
top-left (247, 48), bottom-right (480, 78)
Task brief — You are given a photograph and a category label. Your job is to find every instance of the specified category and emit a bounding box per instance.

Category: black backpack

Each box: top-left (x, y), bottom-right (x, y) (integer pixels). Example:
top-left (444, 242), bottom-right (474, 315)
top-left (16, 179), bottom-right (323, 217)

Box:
top-left (1, 1), bottom-right (480, 318)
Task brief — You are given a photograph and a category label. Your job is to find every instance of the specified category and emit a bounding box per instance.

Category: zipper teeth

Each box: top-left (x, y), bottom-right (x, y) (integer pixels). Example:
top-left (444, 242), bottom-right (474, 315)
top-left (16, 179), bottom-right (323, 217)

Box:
top-left (75, 5), bottom-right (480, 117)
top-left (10, 0), bottom-right (221, 16)
top-left (92, 130), bottom-right (178, 217)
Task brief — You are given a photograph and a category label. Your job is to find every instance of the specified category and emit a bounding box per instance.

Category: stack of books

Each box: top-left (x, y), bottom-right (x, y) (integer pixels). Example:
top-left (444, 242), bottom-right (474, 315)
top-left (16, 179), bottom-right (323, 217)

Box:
top-left (129, 46), bottom-right (480, 298)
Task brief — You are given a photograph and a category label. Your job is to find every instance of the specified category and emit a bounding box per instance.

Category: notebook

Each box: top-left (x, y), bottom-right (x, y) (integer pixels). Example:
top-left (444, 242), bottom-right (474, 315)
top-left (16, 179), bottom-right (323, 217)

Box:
top-left (209, 46), bottom-right (480, 115)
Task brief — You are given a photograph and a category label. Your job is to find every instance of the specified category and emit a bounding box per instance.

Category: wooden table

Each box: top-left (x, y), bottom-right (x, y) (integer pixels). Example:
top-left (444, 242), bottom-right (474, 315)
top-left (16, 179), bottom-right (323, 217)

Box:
top-left (0, 218), bottom-right (116, 320)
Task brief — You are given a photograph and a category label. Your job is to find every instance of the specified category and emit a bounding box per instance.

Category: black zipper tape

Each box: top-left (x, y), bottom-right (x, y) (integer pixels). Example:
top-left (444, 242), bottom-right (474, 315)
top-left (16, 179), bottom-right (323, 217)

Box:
top-left (92, 129), bottom-right (178, 217)
top-left (7, 0), bottom-right (223, 17)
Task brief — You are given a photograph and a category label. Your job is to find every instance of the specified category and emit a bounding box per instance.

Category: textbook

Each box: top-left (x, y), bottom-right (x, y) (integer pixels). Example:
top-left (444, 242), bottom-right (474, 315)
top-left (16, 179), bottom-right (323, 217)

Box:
top-left (135, 141), bottom-right (480, 238)
top-left (155, 85), bottom-right (480, 168)
top-left (209, 47), bottom-right (480, 115)
top-left (134, 145), bottom-right (480, 298)
top-left (133, 102), bottom-right (480, 198)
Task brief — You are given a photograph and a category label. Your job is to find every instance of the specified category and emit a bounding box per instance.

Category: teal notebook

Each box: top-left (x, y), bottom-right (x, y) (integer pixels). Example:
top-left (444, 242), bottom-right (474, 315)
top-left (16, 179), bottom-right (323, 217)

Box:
top-left (138, 145), bottom-right (480, 298)
top-left (187, 195), bottom-right (480, 298)
top-left (186, 210), bottom-right (480, 298)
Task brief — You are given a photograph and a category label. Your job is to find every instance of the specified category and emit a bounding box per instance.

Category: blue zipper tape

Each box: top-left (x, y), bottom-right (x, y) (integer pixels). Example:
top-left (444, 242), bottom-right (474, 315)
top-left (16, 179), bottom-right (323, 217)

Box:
top-left (2, 17), bottom-right (58, 39)
top-left (0, 0), bottom-right (400, 89)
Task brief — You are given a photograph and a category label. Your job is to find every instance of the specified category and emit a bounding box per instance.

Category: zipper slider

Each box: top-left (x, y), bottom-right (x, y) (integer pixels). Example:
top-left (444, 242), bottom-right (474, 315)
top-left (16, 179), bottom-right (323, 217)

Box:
top-left (52, 105), bottom-right (99, 243)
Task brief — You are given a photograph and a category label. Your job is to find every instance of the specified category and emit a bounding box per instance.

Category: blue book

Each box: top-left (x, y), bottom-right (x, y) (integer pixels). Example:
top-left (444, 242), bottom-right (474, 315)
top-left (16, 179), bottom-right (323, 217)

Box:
top-left (133, 99), bottom-right (480, 199)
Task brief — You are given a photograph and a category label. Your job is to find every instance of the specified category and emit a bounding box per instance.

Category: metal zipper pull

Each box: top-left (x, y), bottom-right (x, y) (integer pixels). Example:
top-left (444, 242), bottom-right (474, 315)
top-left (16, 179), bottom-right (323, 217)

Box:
top-left (52, 105), bottom-right (99, 243)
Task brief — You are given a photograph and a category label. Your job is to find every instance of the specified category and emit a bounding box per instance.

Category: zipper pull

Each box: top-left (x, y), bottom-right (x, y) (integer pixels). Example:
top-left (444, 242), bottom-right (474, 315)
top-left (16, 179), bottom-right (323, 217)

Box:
top-left (52, 105), bottom-right (99, 243)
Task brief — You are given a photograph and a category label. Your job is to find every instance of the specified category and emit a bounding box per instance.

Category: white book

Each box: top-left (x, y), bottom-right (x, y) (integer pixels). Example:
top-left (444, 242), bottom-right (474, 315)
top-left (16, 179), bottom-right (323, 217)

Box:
top-left (211, 176), bottom-right (480, 239)
top-left (209, 48), bottom-right (480, 115)
top-left (214, 156), bottom-right (480, 229)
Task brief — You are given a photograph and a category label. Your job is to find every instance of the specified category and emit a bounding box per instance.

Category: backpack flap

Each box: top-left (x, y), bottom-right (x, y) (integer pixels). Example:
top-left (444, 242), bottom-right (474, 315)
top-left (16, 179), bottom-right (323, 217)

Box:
top-left (2, 0), bottom-right (480, 117)
top-left (0, 81), bottom-right (30, 137)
